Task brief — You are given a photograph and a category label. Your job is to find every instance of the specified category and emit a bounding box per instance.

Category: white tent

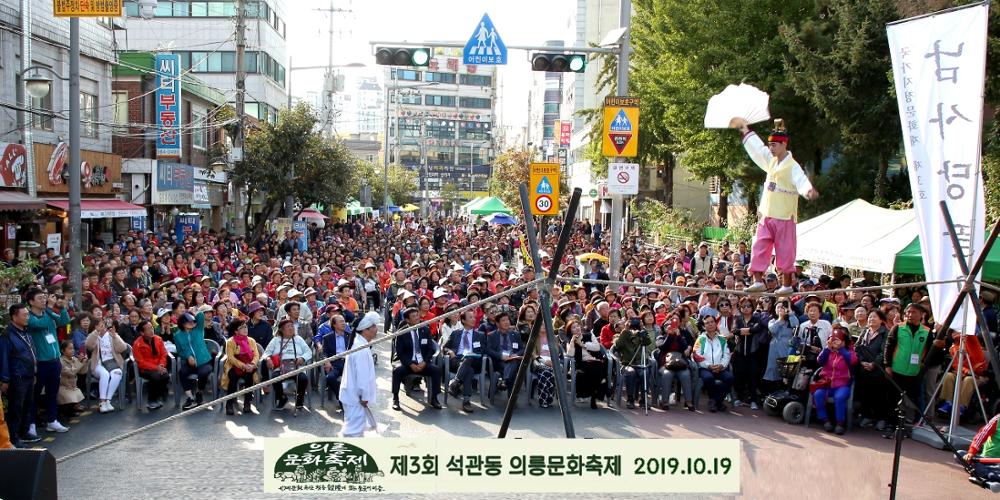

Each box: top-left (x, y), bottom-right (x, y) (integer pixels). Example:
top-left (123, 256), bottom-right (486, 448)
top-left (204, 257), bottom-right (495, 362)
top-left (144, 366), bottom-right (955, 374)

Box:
top-left (795, 199), bottom-right (916, 273)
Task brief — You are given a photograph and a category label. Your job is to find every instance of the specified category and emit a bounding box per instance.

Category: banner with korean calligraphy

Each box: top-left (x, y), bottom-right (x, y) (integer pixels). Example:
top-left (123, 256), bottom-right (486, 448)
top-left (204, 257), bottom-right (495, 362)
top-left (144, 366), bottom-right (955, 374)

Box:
top-left (155, 53), bottom-right (182, 158)
top-left (887, 2), bottom-right (988, 333)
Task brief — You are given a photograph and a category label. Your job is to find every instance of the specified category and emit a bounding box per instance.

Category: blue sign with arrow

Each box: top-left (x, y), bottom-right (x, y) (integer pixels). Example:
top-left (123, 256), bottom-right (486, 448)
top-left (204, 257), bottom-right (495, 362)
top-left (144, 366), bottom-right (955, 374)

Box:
top-left (463, 13), bottom-right (507, 65)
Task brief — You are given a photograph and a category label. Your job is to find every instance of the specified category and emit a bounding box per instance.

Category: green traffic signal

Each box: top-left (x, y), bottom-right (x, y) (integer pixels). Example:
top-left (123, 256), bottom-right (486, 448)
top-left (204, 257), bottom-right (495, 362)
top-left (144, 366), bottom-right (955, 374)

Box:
top-left (530, 53), bottom-right (586, 73)
top-left (375, 47), bottom-right (430, 67)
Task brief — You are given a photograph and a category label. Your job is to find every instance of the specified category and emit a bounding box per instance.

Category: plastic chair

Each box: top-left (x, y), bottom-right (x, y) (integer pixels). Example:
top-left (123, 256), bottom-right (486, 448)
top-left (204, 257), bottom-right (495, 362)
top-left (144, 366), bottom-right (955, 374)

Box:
top-left (132, 350), bottom-right (175, 413)
top-left (611, 349), bottom-right (655, 409)
top-left (440, 354), bottom-right (493, 406)
top-left (316, 345), bottom-right (341, 409)
top-left (567, 348), bottom-right (614, 405)
top-left (804, 369), bottom-right (855, 431)
top-left (86, 344), bottom-right (130, 411)
top-left (399, 340), bottom-right (440, 403)
top-left (216, 343), bottom-right (264, 413)
top-left (204, 339), bottom-right (222, 401)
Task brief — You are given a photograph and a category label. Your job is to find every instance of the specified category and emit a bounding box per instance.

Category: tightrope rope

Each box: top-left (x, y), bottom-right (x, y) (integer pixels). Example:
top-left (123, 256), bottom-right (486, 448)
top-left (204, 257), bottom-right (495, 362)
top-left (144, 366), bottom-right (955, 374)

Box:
top-left (559, 276), bottom-right (967, 298)
top-left (55, 277), bottom-right (545, 464)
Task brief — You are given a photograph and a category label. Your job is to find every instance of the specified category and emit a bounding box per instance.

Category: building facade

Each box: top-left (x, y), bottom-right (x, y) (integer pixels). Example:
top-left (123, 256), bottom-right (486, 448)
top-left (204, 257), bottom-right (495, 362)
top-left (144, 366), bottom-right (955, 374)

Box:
top-left (120, 0), bottom-right (289, 122)
top-left (0, 0), bottom-right (143, 253)
top-left (387, 54), bottom-right (496, 209)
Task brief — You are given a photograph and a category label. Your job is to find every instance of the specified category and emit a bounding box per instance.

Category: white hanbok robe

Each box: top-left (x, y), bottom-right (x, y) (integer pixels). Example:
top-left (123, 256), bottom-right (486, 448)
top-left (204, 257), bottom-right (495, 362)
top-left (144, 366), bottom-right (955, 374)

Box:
top-left (339, 335), bottom-right (377, 437)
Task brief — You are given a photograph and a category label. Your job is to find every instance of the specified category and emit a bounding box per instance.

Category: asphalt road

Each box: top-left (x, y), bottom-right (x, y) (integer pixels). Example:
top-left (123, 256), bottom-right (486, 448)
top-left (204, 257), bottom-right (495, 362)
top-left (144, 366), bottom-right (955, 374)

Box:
top-left (27, 338), bottom-right (995, 500)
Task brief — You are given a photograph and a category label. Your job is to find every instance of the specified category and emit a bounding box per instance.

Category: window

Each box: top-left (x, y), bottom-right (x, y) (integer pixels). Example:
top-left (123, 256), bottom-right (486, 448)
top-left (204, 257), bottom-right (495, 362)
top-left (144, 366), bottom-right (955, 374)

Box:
top-left (191, 2), bottom-right (208, 16)
top-left (81, 92), bottom-right (98, 138)
top-left (173, 2), bottom-right (190, 16)
top-left (154, 2), bottom-right (172, 16)
top-left (459, 97), bottom-right (491, 109)
top-left (460, 74), bottom-right (492, 86)
top-left (543, 103), bottom-right (559, 114)
top-left (460, 121), bottom-right (491, 141)
top-left (191, 110), bottom-right (207, 149)
top-left (391, 69), bottom-right (420, 81)
top-left (425, 72), bottom-right (456, 84)
top-left (424, 95), bottom-right (455, 107)
top-left (112, 91), bottom-right (129, 131)
top-left (398, 94), bottom-right (421, 105)
top-left (125, 2), bottom-right (138, 16)
top-left (426, 121), bottom-right (455, 139)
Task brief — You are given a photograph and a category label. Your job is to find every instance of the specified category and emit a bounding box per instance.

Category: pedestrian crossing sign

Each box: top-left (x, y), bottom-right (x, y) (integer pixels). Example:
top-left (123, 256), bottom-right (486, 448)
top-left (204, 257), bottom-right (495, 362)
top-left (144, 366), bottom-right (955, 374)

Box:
top-left (529, 163), bottom-right (560, 216)
top-left (463, 13), bottom-right (507, 65)
top-left (602, 96), bottom-right (641, 157)
top-left (536, 176), bottom-right (553, 195)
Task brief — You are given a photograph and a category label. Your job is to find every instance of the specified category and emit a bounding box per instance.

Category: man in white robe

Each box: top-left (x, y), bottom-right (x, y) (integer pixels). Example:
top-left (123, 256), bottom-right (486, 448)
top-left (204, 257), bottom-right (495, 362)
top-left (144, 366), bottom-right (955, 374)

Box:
top-left (339, 311), bottom-right (380, 437)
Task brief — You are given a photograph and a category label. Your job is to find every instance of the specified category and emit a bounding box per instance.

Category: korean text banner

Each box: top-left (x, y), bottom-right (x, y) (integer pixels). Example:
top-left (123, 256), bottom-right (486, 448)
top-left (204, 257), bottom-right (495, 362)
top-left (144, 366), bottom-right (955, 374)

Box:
top-left (155, 54), bottom-right (182, 158)
top-left (887, 2), bottom-right (988, 332)
top-left (264, 438), bottom-right (740, 494)
top-left (153, 162), bottom-right (194, 205)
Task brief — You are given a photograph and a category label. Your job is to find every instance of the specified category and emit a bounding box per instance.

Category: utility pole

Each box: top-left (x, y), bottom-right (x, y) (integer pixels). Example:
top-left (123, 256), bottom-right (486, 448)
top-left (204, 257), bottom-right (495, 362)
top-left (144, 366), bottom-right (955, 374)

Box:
top-left (382, 68), bottom-right (392, 219)
top-left (609, 0), bottom-right (631, 281)
top-left (234, 0), bottom-right (247, 234)
top-left (68, 18), bottom-right (82, 309)
top-left (314, 0), bottom-right (352, 138)
top-left (20, 0), bottom-right (35, 199)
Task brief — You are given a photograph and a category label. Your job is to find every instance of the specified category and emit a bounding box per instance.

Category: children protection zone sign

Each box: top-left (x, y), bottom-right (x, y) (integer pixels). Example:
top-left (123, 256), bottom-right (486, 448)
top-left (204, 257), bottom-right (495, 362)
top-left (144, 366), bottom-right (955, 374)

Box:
top-left (264, 438), bottom-right (740, 493)
top-left (602, 96), bottom-right (640, 157)
top-left (529, 162), bottom-right (560, 216)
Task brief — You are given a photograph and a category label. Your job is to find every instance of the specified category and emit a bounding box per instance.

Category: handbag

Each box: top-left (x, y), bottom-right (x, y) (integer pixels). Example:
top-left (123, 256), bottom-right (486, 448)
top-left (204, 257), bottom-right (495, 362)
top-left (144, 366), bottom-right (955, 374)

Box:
top-left (664, 352), bottom-right (688, 371)
top-left (791, 367), bottom-right (814, 391)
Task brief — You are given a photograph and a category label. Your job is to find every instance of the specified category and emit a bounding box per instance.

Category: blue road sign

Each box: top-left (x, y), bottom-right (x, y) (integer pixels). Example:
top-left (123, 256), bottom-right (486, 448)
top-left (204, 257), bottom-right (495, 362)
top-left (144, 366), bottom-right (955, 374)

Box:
top-left (610, 109), bottom-right (632, 132)
top-left (536, 176), bottom-right (553, 194)
top-left (463, 13), bottom-right (507, 65)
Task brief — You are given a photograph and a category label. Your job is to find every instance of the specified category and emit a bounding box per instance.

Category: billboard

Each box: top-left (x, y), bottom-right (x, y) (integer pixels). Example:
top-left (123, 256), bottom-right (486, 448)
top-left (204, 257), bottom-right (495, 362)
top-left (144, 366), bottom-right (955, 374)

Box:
top-left (155, 54), bottom-right (182, 158)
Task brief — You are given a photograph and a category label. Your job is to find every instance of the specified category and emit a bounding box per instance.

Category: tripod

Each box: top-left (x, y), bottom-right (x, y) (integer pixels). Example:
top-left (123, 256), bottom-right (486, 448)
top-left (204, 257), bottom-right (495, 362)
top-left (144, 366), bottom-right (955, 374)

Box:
top-left (857, 345), bottom-right (979, 498)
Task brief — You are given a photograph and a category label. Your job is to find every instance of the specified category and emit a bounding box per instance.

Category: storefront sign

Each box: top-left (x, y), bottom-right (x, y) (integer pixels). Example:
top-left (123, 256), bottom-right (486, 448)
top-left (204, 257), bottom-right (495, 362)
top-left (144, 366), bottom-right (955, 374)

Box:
top-left (33, 143), bottom-right (121, 194)
top-left (0, 143), bottom-right (28, 187)
top-left (131, 216), bottom-right (147, 232)
top-left (153, 162), bottom-right (194, 205)
top-left (54, 0), bottom-right (123, 17)
top-left (155, 53), bottom-right (183, 158)
top-left (175, 213), bottom-right (200, 245)
top-left (193, 181), bottom-right (211, 208)
top-left (46, 234), bottom-right (61, 253)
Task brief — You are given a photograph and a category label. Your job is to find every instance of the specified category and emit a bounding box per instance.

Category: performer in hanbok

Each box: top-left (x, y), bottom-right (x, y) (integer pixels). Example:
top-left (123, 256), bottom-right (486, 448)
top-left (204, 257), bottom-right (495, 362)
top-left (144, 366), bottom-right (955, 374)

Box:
top-left (339, 311), bottom-right (380, 437)
top-left (732, 117), bottom-right (819, 295)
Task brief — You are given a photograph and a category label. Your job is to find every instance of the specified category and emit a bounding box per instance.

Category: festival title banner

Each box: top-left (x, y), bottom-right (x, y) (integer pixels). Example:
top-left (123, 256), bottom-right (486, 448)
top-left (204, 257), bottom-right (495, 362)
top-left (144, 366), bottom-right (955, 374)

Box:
top-left (887, 2), bottom-right (988, 331)
top-left (263, 438), bottom-right (741, 494)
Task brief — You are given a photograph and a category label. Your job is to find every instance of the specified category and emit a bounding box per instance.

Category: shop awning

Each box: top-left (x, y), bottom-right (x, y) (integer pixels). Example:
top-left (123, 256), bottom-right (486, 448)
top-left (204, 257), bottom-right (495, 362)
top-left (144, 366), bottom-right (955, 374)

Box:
top-left (0, 190), bottom-right (45, 211)
top-left (46, 199), bottom-right (147, 219)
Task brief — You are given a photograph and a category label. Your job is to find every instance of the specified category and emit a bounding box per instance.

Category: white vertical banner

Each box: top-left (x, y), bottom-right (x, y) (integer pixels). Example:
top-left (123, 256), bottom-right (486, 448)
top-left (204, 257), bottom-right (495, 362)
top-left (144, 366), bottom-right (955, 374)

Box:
top-left (887, 2), bottom-right (988, 333)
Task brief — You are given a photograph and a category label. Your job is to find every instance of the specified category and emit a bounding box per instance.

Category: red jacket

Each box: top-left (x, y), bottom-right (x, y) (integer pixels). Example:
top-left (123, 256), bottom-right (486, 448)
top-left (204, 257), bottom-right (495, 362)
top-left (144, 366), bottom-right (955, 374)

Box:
top-left (600, 324), bottom-right (616, 350)
top-left (949, 335), bottom-right (988, 377)
top-left (132, 335), bottom-right (168, 372)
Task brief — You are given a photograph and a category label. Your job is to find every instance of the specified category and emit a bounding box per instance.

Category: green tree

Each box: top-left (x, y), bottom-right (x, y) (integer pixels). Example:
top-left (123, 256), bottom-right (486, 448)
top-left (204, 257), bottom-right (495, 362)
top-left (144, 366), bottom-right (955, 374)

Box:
top-left (439, 182), bottom-right (462, 215)
top-left (487, 147), bottom-right (533, 211)
top-left (235, 103), bottom-right (357, 243)
top-left (353, 161), bottom-right (419, 208)
top-left (780, 0), bottom-right (903, 205)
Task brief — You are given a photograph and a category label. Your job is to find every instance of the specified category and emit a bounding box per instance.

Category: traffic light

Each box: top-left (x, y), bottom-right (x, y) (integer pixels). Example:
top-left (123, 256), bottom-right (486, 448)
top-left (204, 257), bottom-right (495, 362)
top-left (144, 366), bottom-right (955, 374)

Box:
top-left (530, 53), bottom-right (586, 73)
top-left (374, 47), bottom-right (431, 67)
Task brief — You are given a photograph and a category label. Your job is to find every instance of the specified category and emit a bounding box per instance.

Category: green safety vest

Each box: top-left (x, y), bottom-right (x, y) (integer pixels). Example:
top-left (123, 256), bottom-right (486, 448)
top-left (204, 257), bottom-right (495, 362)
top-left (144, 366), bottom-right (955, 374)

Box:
top-left (984, 427), bottom-right (1000, 458)
top-left (890, 323), bottom-right (930, 377)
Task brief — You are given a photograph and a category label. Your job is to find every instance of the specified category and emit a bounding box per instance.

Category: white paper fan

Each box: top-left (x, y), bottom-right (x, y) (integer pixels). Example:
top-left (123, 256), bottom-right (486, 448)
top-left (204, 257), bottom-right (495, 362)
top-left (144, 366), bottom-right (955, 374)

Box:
top-left (704, 83), bottom-right (771, 129)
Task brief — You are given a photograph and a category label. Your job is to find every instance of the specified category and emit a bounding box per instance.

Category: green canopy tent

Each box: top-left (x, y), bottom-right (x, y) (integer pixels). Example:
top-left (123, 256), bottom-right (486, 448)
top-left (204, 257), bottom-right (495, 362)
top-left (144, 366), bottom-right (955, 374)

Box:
top-left (894, 235), bottom-right (1000, 281)
top-left (460, 196), bottom-right (487, 215)
top-left (469, 197), bottom-right (512, 216)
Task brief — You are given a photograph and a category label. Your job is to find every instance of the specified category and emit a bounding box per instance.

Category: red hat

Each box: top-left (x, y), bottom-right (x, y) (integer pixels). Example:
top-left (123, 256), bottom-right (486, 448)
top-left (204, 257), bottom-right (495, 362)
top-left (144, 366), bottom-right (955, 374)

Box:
top-left (767, 118), bottom-right (789, 143)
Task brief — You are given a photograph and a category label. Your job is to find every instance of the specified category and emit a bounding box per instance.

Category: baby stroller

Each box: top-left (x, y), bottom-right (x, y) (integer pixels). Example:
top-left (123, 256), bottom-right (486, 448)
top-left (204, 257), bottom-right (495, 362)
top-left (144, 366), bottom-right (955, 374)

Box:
top-left (764, 351), bottom-right (815, 424)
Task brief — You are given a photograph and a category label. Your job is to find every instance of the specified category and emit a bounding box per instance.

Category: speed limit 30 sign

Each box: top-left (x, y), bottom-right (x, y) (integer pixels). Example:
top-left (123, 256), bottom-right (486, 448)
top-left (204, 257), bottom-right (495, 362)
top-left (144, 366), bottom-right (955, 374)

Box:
top-left (534, 195), bottom-right (553, 213)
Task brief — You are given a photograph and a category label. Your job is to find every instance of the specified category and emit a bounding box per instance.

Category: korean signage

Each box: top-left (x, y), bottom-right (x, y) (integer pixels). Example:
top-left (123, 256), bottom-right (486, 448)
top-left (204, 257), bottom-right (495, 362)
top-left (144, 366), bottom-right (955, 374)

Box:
top-left (529, 162), bottom-right (560, 216)
top-left (463, 13), bottom-right (507, 65)
top-left (0, 143), bottom-right (28, 188)
top-left (53, 0), bottom-right (123, 17)
top-left (192, 181), bottom-right (211, 208)
top-left (602, 96), bottom-right (640, 158)
top-left (293, 220), bottom-right (308, 251)
top-left (174, 213), bottom-right (200, 245)
top-left (559, 121), bottom-right (572, 147)
top-left (608, 162), bottom-right (640, 195)
top-left (264, 438), bottom-right (739, 494)
top-left (153, 162), bottom-right (194, 205)
top-left (887, 2), bottom-right (988, 331)
top-left (33, 143), bottom-right (120, 194)
top-left (155, 53), bottom-right (183, 158)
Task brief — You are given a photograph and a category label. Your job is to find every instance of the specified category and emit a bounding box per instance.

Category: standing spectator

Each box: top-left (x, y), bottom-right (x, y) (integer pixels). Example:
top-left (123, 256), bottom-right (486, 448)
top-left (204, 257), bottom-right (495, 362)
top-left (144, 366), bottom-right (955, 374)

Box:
top-left (25, 288), bottom-right (71, 434)
top-left (0, 304), bottom-right (39, 447)
top-left (882, 303), bottom-right (939, 438)
top-left (855, 310), bottom-right (890, 430)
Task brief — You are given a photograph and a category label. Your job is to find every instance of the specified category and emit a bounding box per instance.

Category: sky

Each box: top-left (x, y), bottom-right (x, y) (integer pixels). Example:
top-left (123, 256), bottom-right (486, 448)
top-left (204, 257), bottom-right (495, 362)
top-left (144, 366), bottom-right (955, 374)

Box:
top-left (283, 0), bottom-right (577, 138)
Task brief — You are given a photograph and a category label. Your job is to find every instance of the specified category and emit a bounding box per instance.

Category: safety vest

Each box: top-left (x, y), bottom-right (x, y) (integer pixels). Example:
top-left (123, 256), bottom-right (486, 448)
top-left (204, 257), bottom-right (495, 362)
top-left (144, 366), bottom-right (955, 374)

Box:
top-left (890, 323), bottom-right (930, 377)
top-left (984, 427), bottom-right (1000, 458)
top-left (759, 155), bottom-right (800, 221)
